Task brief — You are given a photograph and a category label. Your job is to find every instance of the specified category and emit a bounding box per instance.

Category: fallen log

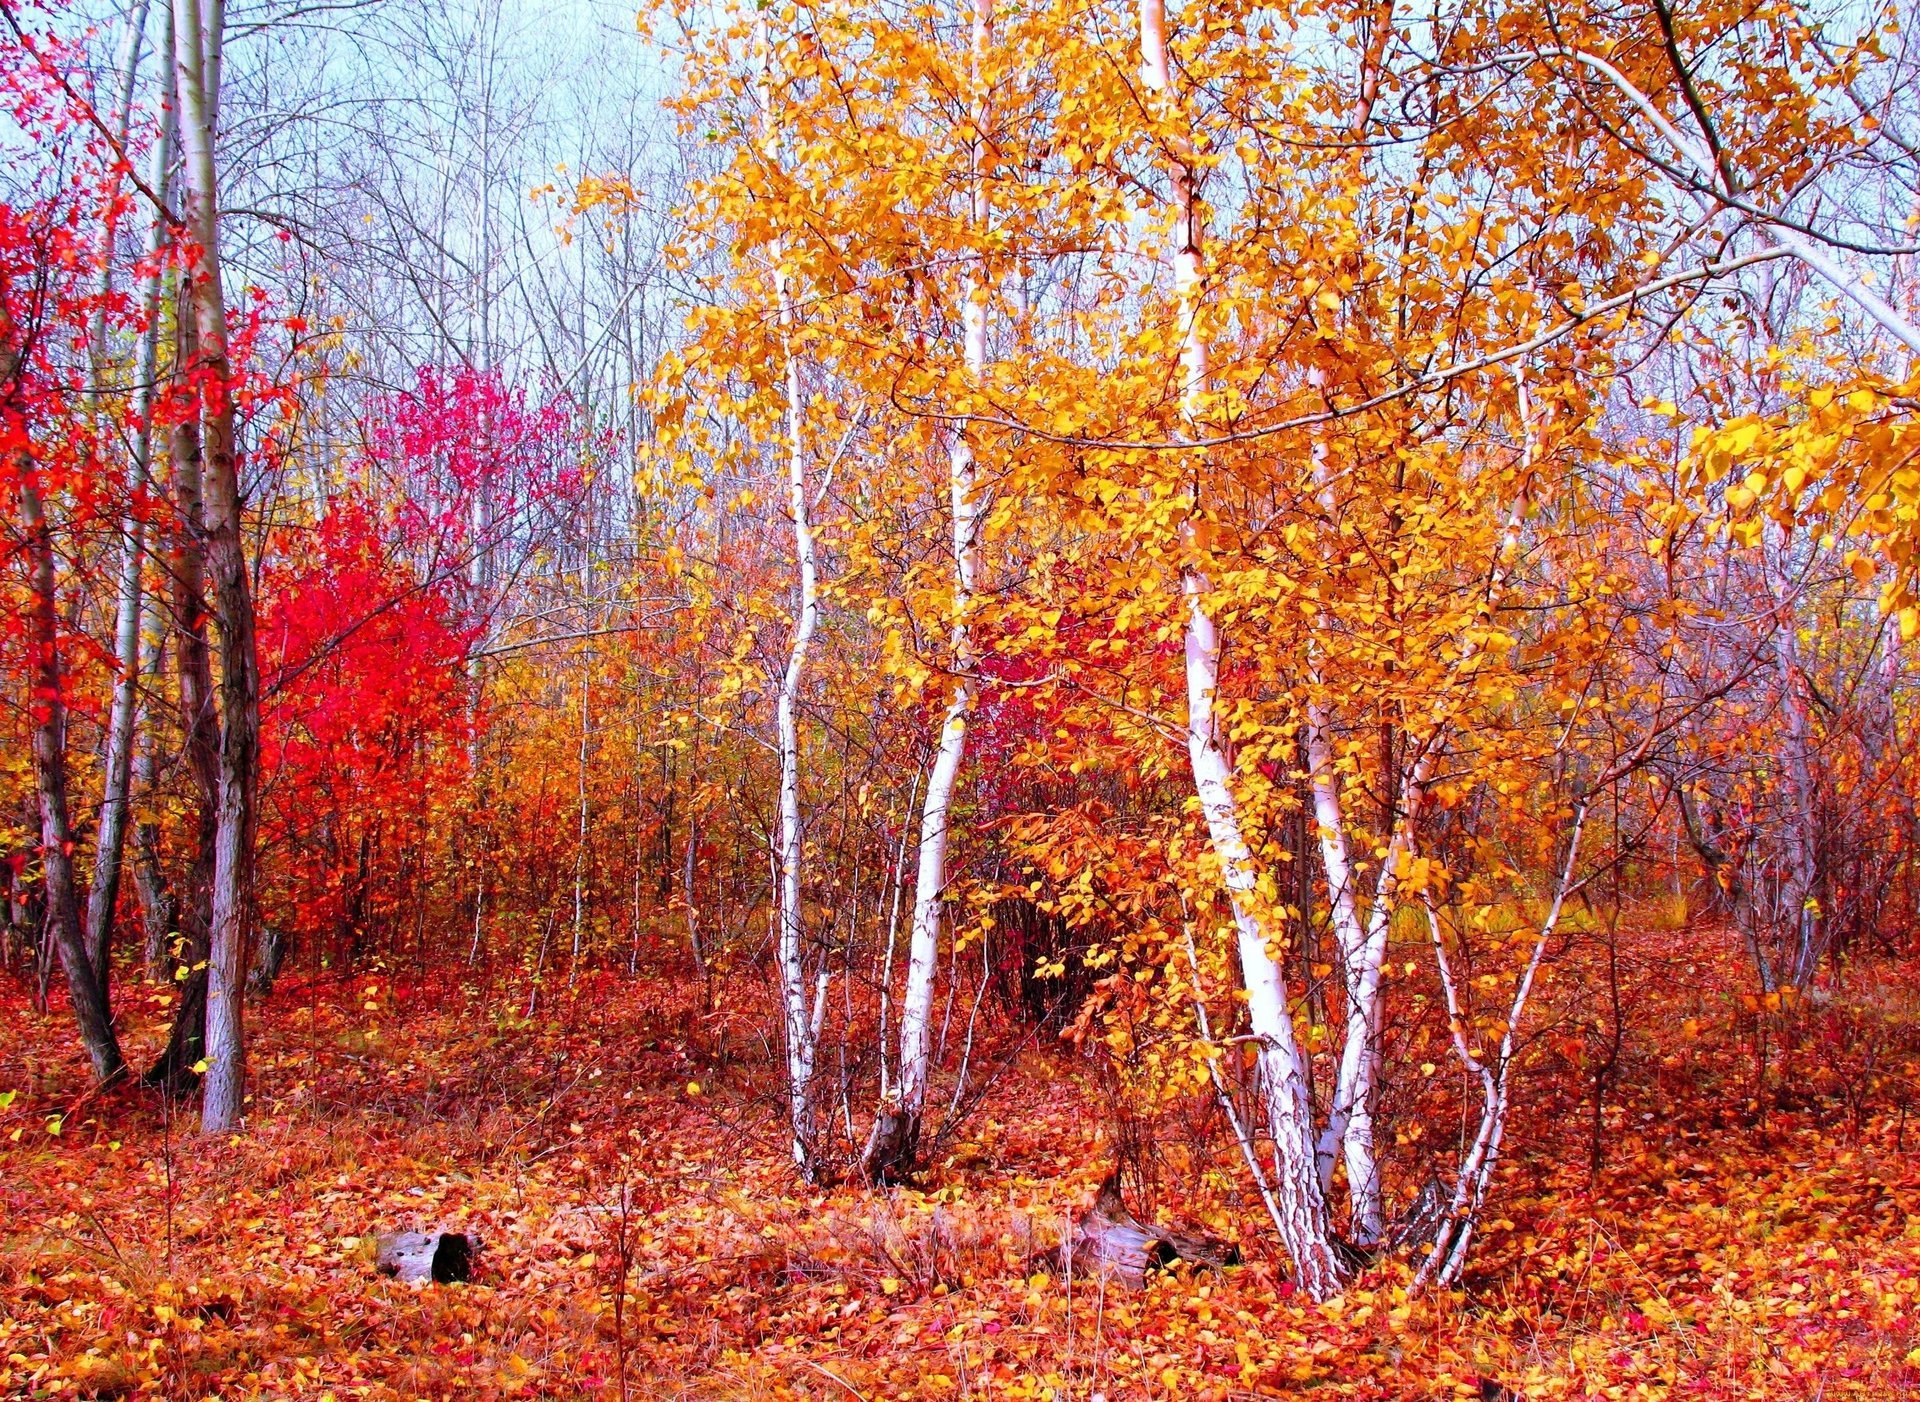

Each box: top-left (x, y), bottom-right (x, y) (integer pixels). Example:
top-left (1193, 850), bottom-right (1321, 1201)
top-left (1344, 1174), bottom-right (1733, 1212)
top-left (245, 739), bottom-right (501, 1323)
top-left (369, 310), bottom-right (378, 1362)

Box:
top-left (1054, 1174), bottom-right (1240, 1288)
top-left (374, 1229), bottom-right (480, 1284)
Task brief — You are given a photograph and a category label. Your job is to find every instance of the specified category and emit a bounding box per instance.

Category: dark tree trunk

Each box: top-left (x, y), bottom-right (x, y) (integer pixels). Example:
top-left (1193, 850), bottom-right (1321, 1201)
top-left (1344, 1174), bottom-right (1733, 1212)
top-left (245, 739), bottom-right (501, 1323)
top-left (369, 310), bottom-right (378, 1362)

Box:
top-left (147, 290), bottom-right (221, 1092)
top-left (246, 924), bottom-right (285, 999)
top-left (18, 470), bottom-right (125, 1084)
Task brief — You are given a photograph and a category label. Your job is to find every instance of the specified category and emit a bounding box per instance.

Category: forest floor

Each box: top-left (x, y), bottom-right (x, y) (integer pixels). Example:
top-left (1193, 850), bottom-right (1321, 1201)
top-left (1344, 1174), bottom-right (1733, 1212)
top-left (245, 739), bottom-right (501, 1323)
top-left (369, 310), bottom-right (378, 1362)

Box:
top-left (3, 934), bottom-right (1920, 1400)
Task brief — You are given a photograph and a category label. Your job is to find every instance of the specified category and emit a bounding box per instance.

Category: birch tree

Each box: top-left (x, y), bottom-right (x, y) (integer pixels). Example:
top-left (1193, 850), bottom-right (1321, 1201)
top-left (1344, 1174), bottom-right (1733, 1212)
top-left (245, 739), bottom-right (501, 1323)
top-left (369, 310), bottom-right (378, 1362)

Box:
top-left (758, 16), bottom-right (827, 1182)
top-left (864, 0), bottom-right (993, 1186)
top-left (1135, 0), bottom-right (1347, 1296)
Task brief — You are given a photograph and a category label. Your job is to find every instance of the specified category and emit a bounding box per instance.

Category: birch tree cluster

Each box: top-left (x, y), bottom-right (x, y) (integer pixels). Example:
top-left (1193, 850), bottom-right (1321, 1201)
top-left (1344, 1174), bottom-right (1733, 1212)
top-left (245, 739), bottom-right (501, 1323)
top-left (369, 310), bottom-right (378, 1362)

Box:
top-left (3, 0), bottom-right (1919, 1297)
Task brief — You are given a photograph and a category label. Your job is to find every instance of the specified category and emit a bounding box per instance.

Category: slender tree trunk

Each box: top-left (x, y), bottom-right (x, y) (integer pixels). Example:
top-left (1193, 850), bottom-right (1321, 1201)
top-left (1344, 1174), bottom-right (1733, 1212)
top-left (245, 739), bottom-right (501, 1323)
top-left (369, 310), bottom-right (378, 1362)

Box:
top-left (569, 667), bottom-right (590, 986)
top-left (1303, 697), bottom-right (1403, 1247)
top-left (175, 0), bottom-right (259, 1133)
top-left (1767, 572), bottom-right (1824, 987)
top-left (760, 17), bottom-right (825, 1182)
top-left (17, 468), bottom-right (127, 1084)
top-left (772, 313), bottom-right (821, 1179)
top-left (148, 275), bottom-right (220, 1091)
top-left (1417, 804), bottom-right (1587, 1287)
top-left (1138, 0), bottom-right (1344, 1297)
top-left (866, 0), bottom-right (992, 1185)
top-left (1305, 351), bottom-right (1524, 1247)
top-left (86, 21), bottom-right (172, 995)
top-left (133, 610), bottom-right (178, 980)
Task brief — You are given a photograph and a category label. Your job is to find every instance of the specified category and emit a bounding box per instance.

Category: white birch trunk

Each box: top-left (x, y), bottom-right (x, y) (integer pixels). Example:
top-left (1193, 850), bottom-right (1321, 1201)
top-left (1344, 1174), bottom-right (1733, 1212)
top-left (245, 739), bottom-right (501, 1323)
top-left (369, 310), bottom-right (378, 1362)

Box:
top-left (870, 0), bottom-right (992, 1183)
top-left (774, 327), bottom-right (821, 1179)
top-left (761, 18), bottom-right (824, 1181)
top-left (1306, 358), bottom-right (1535, 1244)
top-left (1303, 694), bottom-right (1403, 1246)
top-left (1140, 0), bottom-right (1344, 1297)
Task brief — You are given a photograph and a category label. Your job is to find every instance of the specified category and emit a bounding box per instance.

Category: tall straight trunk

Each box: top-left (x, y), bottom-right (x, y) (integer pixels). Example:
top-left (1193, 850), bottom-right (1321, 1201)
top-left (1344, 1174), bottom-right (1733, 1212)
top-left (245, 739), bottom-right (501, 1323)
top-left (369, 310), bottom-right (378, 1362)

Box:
top-left (1293, 22), bottom-right (1398, 1242)
top-left (148, 275), bottom-right (220, 1089)
top-left (86, 22), bottom-right (173, 994)
top-left (761, 18), bottom-right (825, 1182)
top-left (682, 666), bottom-right (704, 971)
top-left (773, 299), bottom-right (820, 1180)
top-left (17, 469), bottom-right (127, 1084)
top-left (175, 0), bottom-right (258, 1134)
top-left (1138, 0), bottom-right (1344, 1297)
top-left (1756, 525), bottom-right (1825, 986)
top-left (866, 0), bottom-right (992, 1185)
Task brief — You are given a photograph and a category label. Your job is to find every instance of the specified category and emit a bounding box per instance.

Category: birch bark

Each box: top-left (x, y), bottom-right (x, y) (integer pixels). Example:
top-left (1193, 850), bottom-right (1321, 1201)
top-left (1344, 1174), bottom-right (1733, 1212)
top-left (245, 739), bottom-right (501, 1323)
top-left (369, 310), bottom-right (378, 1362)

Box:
top-left (1138, 0), bottom-right (1344, 1297)
top-left (1306, 350), bottom-right (1531, 1246)
top-left (760, 19), bottom-right (825, 1181)
top-left (866, 0), bottom-right (992, 1185)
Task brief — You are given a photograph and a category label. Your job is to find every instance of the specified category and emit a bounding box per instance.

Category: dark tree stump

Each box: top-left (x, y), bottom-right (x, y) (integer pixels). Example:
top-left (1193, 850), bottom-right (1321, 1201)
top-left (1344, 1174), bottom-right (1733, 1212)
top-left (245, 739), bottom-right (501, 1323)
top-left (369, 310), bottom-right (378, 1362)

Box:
top-left (245, 925), bottom-right (286, 999)
top-left (861, 1096), bottom-right (920, 1186)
